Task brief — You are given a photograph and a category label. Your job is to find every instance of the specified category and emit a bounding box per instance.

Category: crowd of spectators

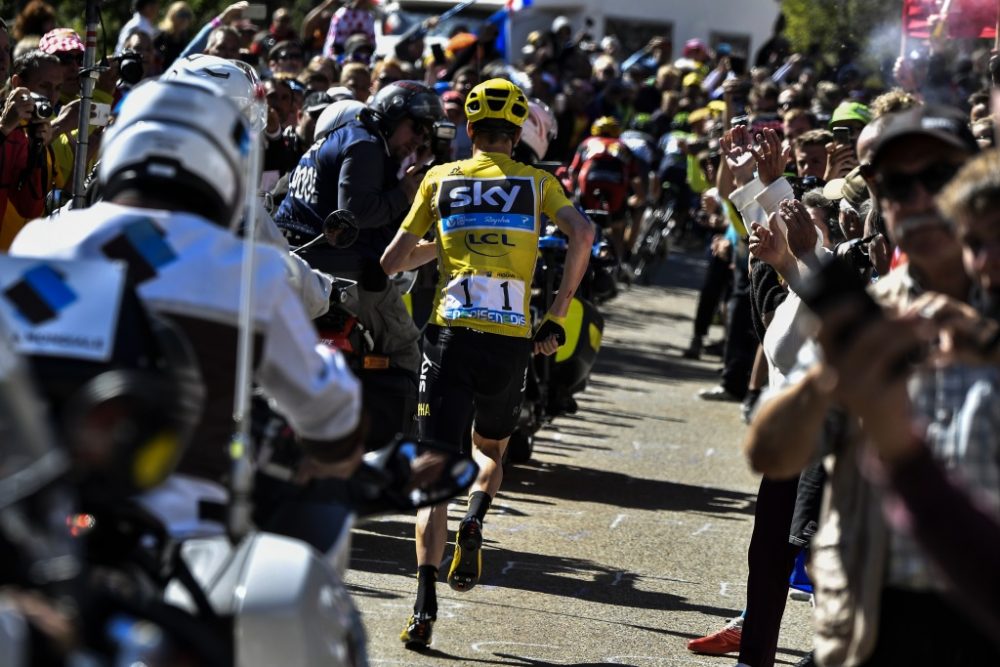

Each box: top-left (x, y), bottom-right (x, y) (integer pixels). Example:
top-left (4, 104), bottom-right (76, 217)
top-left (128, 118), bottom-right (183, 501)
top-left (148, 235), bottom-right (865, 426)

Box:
top-left (1, 1), bottom-right (1000, 664)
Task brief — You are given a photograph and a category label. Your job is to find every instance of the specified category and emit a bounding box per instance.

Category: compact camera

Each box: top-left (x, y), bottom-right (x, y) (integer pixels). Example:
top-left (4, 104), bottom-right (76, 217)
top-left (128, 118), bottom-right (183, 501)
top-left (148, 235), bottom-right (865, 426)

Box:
top-left (29, 92), bottom-right (53, 123)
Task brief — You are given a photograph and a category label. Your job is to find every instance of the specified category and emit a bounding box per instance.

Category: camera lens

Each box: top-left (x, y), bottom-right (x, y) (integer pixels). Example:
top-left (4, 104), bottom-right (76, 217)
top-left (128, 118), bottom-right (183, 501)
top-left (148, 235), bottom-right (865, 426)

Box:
top-left (29, 93), bottom-right (53, 121)
top-left (118, 51), bottom-right (144, 86)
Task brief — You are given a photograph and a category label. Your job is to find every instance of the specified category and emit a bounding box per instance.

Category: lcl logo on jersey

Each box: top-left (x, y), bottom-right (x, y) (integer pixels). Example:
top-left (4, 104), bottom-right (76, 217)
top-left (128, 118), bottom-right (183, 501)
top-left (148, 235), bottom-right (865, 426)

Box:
top-left (439, 177), bottom-right (535, 233)
top-left (464, 231), bottom-right (516, 257)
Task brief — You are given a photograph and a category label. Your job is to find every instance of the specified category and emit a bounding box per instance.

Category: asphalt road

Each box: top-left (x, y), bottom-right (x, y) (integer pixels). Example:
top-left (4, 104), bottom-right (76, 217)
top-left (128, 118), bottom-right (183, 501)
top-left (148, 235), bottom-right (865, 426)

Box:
top-left (346, 249), bottom-right (814, 666)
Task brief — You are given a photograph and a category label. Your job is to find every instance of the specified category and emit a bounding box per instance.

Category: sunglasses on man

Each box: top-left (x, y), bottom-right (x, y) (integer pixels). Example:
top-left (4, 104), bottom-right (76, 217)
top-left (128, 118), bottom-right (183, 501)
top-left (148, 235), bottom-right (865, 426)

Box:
top-left (56, 52), bottom-right (84, 65)
top-left (873, 162), bottom-right (960, 202)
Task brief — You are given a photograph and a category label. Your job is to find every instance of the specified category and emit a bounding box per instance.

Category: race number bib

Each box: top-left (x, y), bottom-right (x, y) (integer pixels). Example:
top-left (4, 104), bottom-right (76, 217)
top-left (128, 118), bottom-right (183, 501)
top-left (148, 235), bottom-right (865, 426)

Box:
top-left (441, 274), bottom-right (526, 328)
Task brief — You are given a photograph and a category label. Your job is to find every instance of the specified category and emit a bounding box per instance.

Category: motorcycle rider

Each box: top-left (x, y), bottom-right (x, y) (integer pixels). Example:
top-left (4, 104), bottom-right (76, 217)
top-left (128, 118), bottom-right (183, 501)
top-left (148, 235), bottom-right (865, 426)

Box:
top-left (10, 76), bottom-right (363, 538)
top-left (380, 78), bottom-right (595, 649)
top-left (273, 80), bottom-right (446, 377)
top-left (161, 53), bottom-right (336, 320)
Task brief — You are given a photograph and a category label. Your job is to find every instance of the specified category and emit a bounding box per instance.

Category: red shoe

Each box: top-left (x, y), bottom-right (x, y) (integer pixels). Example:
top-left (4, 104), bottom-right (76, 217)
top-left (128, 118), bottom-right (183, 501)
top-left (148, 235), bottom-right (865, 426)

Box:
top-left (686, 616), bottom-right (742, 655)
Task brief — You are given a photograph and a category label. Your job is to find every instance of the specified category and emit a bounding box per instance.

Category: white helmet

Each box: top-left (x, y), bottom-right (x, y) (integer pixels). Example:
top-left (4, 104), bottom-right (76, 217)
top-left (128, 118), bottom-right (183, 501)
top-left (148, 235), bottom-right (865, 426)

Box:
top-left (99, 77), bottom-right (250, 229)
top-left (520, 99), bottom-right (557, 162)
top-left (162, 54), bottom-right (266, 132)
top-left (314, 99), bottom-right (366, 142)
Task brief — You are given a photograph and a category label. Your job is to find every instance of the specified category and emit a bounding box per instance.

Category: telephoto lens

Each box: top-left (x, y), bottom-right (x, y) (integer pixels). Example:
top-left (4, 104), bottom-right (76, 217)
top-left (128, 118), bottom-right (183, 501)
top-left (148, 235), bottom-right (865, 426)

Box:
top-left (116, 50), bottom-right (145, 85)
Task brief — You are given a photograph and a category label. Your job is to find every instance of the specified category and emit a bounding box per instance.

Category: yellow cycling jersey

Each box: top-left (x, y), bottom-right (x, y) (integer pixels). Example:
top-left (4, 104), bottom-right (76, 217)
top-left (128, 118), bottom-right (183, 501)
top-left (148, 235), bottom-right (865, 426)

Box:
top-left (401, 151), bottom-right (574, 338)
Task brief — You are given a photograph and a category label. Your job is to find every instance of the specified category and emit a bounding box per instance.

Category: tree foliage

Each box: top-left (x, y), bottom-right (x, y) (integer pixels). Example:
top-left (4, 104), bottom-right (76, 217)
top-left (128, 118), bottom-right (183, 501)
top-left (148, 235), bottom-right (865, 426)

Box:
top-left (782, 0), bottom-right (903, 64)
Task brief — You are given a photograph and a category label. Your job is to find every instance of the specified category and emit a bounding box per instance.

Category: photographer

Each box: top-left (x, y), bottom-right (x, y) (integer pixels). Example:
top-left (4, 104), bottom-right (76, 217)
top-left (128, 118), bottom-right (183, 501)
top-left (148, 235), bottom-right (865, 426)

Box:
top-left (37, 29), bottom-right (124, 197)
top-left (273, 81), bottom-right (446, 376)
top-left (0, 50), bottom-right (60, 250)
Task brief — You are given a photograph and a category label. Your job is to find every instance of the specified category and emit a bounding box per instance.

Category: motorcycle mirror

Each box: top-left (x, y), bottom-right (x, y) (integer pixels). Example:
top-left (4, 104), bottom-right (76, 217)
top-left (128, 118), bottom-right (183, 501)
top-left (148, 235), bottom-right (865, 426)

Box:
top-left (323, 209), bottom-right (360, 249)
top-left (44, 189), bottom-right (65, 216)
top-left (351, 435), bottom-right (478, 516)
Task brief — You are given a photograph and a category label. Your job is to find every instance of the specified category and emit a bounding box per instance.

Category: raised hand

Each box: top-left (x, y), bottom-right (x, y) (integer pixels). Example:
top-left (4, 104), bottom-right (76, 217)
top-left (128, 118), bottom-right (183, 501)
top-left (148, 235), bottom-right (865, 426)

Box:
top-left (719, 125), bottom-right (756, 186)
top-left (824, 142), bottom-right (857, 182)
top-left (749, 219), bottom-right (790, 271)
top-left (0, 87), bottom-right (34, 134)
top-left (220, 1), bottom-right (249, 24)
top-left (778, 199), bottom-right (818, 260)
top-left (749, 127), bottom-right (791, 186)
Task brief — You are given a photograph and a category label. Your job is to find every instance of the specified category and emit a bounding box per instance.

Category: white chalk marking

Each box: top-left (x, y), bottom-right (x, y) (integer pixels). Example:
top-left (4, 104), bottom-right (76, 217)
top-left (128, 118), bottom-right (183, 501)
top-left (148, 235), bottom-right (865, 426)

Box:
top-left (609, 513), bottom-right (627, 529)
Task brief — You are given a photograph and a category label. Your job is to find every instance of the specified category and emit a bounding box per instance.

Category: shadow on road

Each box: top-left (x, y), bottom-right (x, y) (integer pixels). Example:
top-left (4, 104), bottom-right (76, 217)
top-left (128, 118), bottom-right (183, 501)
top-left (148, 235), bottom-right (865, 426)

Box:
top-left (350, 523), bottom-right (738, 621)
top-left (589, 341), bottom-right (722, 385)
top-left (506, 460), bottom-right (755, 516)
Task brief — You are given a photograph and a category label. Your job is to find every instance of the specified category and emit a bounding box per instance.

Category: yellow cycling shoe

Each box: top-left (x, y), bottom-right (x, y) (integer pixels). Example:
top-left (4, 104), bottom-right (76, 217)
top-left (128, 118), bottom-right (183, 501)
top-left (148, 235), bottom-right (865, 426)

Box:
top-left (400, 613), bottom-right (434, 650)
top-left (447, 517), bottom-right (483, 592)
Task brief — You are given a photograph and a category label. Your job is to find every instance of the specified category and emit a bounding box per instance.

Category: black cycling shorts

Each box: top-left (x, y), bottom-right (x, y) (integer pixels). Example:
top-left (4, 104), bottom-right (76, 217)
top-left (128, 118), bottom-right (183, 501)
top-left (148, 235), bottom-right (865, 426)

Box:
top-left (418, 324), bottom-right (531, 450)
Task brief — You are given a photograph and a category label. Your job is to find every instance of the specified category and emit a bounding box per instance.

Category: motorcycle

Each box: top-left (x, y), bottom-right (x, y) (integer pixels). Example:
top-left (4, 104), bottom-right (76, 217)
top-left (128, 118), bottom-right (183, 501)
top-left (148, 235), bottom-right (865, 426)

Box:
top-left (506, 223), bottom-right (606, 464)
top-left (0, 254), bottom-right (478, 667)
top-left (290, 209), bottom-right (418, 451)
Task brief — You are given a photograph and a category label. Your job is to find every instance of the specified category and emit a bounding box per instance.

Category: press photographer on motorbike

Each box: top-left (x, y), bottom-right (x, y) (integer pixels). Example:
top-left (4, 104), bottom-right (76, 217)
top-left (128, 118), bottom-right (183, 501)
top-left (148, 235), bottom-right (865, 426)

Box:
top-left (273, 80), bottom-right (447, 376)
top-left (10, 77), bottom-right (363, 538)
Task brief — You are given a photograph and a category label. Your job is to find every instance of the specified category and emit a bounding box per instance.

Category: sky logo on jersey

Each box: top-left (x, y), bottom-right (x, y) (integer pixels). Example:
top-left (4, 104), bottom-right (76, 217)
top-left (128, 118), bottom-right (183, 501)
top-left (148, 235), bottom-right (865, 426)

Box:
top-left (3, 264), bottom-right (77, 325)
top-left (101, 217), bottom-right (177, 284)
top-left (439, 177), bottom-right (535, 234)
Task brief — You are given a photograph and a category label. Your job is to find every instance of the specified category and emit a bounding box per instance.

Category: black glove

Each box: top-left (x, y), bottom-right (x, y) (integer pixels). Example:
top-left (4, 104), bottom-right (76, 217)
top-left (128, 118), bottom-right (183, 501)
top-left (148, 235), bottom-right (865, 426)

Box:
top-left (532, 314), bottom-right (567, 346)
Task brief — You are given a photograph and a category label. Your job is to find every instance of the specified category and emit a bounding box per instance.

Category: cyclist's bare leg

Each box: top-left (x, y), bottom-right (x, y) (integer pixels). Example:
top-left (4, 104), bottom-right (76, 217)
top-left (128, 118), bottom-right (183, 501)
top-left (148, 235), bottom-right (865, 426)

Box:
top-left (415, 502), bottom-right (449, 568)
top-left (470, 430), bottom-right (509, 498)
top-left (415, 430), bottom-right (508, 566)
top-left (625, 205), bottom-right (644, 256)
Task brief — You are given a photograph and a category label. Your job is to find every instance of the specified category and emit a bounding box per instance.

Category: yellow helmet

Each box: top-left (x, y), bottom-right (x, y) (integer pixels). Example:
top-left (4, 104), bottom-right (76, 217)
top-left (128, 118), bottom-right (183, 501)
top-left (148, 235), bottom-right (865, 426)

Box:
top-left (464, 78), bottom-right (529, 127)
top-left (590, 116), bottom-right (621, 138)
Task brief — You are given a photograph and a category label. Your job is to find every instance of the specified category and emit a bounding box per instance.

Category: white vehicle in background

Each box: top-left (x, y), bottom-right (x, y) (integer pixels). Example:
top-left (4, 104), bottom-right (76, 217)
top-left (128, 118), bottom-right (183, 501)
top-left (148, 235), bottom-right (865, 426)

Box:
top-left (376, 0), bottom-right (780, 64)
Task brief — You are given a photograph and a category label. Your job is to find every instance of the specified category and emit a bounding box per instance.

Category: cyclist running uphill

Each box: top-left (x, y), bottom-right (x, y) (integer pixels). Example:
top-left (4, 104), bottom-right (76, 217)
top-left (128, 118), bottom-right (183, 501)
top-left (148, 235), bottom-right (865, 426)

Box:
top-left (565, 116), bottom-right (645, 275)
top-left (381, 78), bottom-right (594, 650)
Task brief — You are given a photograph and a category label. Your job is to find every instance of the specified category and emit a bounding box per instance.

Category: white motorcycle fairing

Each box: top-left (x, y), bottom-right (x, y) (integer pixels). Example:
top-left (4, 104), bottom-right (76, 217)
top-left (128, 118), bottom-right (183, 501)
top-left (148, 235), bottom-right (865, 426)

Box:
top-left (164, 530), bottom-right (367, 667)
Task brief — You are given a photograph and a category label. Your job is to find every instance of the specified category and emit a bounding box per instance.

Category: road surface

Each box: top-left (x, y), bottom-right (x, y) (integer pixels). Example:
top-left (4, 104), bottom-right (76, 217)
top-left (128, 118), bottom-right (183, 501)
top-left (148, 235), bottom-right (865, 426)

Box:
top-left (347, 249), bottom-right (814, 666)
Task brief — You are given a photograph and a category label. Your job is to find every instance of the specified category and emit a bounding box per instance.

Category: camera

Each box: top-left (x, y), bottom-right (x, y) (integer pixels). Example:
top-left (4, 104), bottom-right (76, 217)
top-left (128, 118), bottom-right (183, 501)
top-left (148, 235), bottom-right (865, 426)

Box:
top-left (112, 50), bottom-right (144, 85)
top-left (835, 234), bottom-right (877, 279)
top-left (430, 119), bottom-right (457, 163)
top-left (29, 92), bottom-right (53, 123)
top-left (789, 174), bottom-right (819, 199)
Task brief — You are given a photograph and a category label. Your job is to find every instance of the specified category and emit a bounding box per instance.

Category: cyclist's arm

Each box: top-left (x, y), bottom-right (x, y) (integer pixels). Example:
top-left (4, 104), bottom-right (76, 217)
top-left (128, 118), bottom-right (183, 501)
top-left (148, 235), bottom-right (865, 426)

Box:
top-left (382, 167), bottom-right (437, 273)
top-left (548, 205), bottom-right (595, 317)
top-left (381, 230), bottom-right (436, 273)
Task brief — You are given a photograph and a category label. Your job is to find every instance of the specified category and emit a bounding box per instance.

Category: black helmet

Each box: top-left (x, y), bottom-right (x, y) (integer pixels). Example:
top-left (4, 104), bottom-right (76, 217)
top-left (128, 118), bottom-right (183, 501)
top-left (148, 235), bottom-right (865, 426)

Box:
top-left (367, 80), bottom-right (444, 139)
